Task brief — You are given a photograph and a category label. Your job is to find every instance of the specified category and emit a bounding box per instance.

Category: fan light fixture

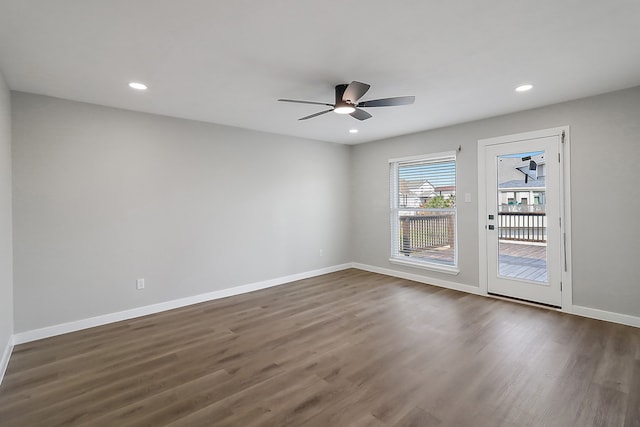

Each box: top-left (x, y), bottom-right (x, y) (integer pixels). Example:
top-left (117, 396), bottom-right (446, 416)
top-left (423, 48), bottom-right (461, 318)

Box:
top-left (334, 102), bottom-right (356, 115)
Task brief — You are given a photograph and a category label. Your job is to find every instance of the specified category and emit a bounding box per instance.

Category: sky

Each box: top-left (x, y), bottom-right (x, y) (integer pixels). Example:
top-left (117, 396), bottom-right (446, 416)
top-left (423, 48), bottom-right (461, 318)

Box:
top-left (399, 160), bottom-right (456, 188)
top-left (498, 150), bottom-right (544, 159)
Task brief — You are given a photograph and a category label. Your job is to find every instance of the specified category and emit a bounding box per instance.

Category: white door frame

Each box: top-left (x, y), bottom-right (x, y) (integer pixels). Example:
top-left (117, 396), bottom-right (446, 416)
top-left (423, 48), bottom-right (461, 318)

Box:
top-left (478, 126), bottom-right (573, 308)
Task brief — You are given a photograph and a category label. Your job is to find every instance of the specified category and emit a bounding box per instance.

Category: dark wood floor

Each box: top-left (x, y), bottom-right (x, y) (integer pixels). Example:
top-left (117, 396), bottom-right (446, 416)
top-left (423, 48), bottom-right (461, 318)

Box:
top-left (1, 269), bottom-right (639, 426)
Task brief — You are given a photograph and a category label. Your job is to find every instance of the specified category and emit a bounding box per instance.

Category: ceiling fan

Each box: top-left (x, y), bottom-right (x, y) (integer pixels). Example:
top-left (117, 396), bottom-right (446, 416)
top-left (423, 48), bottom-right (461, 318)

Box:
top-left (278, 81), bottom-right (415, 121)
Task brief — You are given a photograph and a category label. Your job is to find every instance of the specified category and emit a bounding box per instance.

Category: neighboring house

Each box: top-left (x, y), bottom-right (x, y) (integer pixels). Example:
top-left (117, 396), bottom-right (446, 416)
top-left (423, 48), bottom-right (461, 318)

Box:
top-left (434, 185), bottom-right (455, 199)
top-left (497, 153), bottom-right (546, 212)
top-left (399, 179), bottom-right (435, 208)
top-left (399, 181), bottom-right (456, 209)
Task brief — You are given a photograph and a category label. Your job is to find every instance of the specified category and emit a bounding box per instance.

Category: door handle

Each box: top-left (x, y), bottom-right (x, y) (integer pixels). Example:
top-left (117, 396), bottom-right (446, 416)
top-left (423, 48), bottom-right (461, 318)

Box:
top-left (488, 225), bottom-right (495, 230)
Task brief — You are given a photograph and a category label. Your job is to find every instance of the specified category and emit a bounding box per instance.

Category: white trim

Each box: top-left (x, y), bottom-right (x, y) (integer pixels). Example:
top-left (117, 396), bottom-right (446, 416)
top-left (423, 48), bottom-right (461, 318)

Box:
top-left (478, 126), bottom-right (569, 146)
top-left (477, 126), bottom-right (572, 306)
top-left (0, 336), bottom-right (14, 385)
top-left (12, 263), bottom-right (352, 345)
top-left (568, 305), bottom-right (640, 328)
top-left (353, 262), bottom-right (481, 295)
top-left (560, 129), bottom-right (573, 308)
top-left (389, 257), bottom-right (459, 275)
top-left (389, 150), bottom-right (456, 164)
top-left (478, 148), bottom-right (489, 294)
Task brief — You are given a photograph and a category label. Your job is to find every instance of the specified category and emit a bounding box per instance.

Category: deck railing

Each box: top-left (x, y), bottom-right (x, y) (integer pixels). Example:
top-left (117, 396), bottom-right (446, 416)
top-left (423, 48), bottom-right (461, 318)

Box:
top-left (399, 213), bottom-right (455, 254)
top-left (398, 209), bottom-right (545, 259)
top-left (498, 211), bottom-right (546, 242)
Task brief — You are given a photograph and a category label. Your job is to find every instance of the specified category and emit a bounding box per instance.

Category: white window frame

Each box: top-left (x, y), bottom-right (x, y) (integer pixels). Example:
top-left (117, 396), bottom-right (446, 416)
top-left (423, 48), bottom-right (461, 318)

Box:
top-left (389, 151), bottom-right (459, 275)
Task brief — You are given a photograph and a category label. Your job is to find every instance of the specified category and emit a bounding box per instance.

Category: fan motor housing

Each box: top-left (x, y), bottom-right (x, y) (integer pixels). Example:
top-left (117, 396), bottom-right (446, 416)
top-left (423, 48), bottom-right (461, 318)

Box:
top-left (334, 84), bottom-right (356, 113)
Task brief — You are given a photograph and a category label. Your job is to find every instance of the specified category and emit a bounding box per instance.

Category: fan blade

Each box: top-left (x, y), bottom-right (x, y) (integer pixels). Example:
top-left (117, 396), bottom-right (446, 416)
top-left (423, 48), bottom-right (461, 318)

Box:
top-left (357, 96), bottom-right (415, 108)
top-left (299, 109), bottom-right (334, 120)
top-left (350, 108), bottom-right (372, 121)
top-left (278, 99), bottom-right (333, 107)
top-left (342, 81), bottom-right (371, 103)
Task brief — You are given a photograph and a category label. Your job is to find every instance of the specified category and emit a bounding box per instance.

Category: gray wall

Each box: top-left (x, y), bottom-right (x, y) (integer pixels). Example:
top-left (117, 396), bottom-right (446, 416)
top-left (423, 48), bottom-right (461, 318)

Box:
top-left (351, 86), bottom-right (640, 318)
top-left (12, 92), bottom-right (351, 332)
top-left (10, 86), bottom-right (640, 333)
top-left (0, 71), bottom-right (12, 352)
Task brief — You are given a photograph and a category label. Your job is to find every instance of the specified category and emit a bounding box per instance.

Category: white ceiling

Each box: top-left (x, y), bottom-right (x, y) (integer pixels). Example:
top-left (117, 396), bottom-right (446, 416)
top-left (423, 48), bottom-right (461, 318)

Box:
top-left (1, 1), bottom-right (639, 144)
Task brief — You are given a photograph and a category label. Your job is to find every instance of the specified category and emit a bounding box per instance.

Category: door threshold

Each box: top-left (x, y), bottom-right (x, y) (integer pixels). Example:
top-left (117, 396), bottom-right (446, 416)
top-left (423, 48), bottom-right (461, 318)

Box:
top-left (488, 292), bottom-right (561, 310)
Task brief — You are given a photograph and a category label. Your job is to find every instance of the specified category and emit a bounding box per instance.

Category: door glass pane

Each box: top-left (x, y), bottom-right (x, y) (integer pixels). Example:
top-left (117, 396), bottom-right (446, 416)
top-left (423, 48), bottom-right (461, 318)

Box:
top-left (496, 151), bottom-right (547, 283)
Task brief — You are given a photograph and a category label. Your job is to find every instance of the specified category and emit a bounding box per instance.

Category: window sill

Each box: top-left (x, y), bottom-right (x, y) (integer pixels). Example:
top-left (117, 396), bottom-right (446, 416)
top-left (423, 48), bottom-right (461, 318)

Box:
top-left (389, 257), bottom-right (460, 275)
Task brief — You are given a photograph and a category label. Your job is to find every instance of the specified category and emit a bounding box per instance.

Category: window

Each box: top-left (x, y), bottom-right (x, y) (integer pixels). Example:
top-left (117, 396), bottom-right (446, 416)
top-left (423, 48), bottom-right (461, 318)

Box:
top-left (390, 152), bottom-right (457, 273)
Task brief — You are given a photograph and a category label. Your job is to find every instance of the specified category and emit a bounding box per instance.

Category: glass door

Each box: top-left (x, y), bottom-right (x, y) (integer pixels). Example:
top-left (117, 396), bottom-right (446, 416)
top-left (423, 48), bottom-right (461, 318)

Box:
top-left (485, 136), bottom-right (562, 307)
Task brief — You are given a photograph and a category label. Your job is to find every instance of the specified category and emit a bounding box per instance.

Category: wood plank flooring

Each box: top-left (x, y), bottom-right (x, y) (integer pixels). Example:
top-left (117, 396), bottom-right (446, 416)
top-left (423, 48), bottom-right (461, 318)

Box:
top-left (1, 269), bottom-right (639, 426)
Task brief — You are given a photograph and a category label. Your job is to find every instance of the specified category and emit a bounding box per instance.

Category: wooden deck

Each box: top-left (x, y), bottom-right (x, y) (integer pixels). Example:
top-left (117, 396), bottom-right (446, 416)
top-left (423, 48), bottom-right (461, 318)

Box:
top-left (400, 242), bottom-right (547, 282)
top-left (499, 242), bottom-right (547, 282)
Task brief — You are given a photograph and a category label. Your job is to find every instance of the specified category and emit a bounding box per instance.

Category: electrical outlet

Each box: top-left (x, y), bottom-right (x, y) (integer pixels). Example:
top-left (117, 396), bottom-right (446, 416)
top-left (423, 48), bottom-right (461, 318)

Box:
top-left (136, 278), bottom-right (145, 290)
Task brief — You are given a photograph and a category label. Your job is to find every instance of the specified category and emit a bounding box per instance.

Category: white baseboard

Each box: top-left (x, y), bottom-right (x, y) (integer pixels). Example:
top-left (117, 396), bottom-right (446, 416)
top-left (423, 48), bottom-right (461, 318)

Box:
top-left (351, 263), bottom-right (640, 329)
top-left (0, 336), bottom-right (14, 386)
top-left (12, 263), bottom-right (352, 345)
top-left (352, 262), bottom-right (483, 296)
top-left (7, 261), bottom-right (640, 361)
top-left (568, 305), bottom-right (640, 328)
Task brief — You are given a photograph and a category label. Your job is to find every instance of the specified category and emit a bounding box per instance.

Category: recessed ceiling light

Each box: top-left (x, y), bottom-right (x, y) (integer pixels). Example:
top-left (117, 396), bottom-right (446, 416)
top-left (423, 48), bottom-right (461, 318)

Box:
top-left (515, 84), bottom-right (533, 92)
top-left (128, 82), bottom-right (148, 90)
top-left (349, 129), bottom-right (359, 134)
